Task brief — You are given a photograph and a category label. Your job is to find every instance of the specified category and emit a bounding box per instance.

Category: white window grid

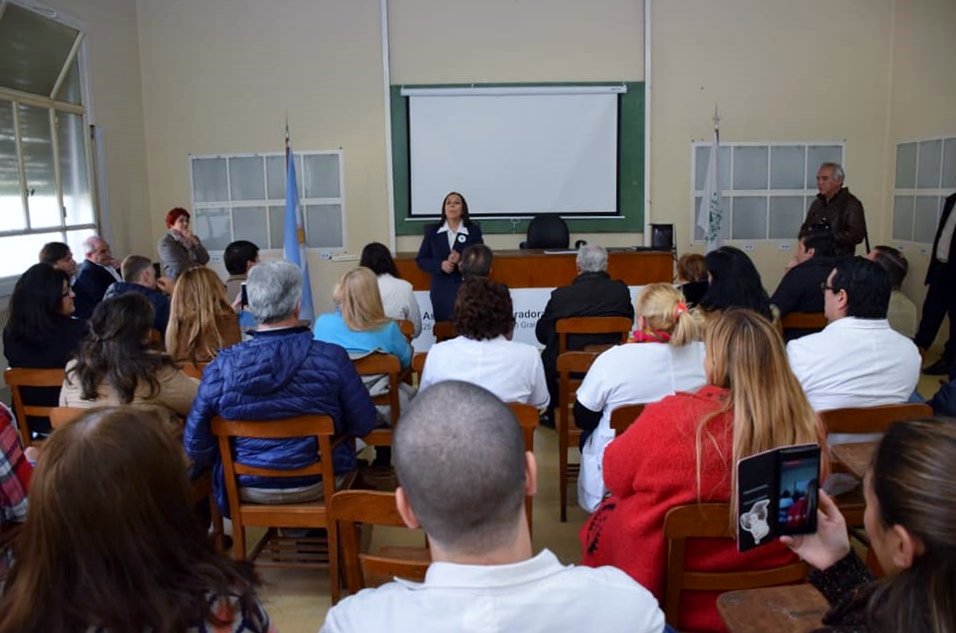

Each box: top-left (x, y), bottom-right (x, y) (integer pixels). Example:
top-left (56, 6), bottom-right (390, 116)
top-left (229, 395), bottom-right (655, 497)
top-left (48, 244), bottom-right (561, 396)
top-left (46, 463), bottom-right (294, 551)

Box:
top-left (188, 150), bottom-right (346, 252)
top-left (690, 142), bottom-right (846, 242)
top-left (892, 135), bottom-right (956, 244)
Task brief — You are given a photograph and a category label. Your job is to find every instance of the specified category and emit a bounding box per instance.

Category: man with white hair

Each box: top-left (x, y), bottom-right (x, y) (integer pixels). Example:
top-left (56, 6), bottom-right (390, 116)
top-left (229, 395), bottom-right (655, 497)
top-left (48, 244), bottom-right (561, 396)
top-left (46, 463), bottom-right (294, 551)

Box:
top-left (535, 244), bottom-right (634, 424)
top-left (185, 260), bottom-right (376, 512)
top-left (72, 235), bottom-right (122, 319)
top-left (800, 162), bottom-right (867, 257)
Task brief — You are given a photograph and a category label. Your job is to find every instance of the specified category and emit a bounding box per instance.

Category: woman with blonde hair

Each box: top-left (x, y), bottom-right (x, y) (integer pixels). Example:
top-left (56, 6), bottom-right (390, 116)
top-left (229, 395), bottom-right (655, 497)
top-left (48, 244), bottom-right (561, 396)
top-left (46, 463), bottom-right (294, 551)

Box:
top-left (574, 283), bottom-right (707, 512)
top-left (581, 309), bottom-right (826, 632)
top-left (165, 266), bottom-right (241, 365)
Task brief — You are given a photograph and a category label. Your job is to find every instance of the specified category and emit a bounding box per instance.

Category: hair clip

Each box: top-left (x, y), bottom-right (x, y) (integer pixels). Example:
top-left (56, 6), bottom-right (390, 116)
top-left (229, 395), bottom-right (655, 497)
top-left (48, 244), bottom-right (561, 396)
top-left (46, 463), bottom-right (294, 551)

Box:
top-left (674, 302), bottom-right (687, 319)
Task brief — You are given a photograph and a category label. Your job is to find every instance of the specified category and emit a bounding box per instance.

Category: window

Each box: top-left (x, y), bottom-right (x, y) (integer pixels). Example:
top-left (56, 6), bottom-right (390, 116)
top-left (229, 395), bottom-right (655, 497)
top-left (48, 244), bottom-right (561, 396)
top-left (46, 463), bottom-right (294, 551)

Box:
top-left (892, 136), bottom-right (956, 243)
top-left (691, 143), bottom-right (845, 241)
top-left (0, 1), bottom-right (97, 281)
top-left (189, 151), bottom-right (345, 252)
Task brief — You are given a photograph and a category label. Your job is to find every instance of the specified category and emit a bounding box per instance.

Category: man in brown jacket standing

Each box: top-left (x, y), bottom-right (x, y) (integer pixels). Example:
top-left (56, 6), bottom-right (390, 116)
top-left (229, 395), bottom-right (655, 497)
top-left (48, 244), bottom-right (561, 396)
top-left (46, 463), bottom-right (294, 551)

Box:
top-left (801, 162), bottom-right (867, 257)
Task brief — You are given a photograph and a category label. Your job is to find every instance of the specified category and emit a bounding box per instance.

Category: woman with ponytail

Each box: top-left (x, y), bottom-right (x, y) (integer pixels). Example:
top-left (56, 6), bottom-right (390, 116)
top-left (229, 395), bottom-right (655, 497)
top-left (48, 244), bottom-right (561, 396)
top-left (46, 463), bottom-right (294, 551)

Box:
top-left (783, 418), bottom-right (956, 633)
top-left (574, 283), bottom-right (707, 512)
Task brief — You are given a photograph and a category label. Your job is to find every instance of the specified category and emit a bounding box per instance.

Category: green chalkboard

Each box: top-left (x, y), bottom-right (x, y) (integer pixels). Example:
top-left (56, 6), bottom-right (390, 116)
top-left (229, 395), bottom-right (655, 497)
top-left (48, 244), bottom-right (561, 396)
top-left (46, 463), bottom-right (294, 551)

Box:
top-left (391, 81), bottom-right (645, 237)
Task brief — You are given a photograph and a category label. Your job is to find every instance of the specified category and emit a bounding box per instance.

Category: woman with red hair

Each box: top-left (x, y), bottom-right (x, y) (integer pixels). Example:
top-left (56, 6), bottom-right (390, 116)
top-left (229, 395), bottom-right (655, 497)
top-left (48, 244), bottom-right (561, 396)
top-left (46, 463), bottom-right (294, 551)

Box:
top-left (158, 207), bottom-right (209, 280)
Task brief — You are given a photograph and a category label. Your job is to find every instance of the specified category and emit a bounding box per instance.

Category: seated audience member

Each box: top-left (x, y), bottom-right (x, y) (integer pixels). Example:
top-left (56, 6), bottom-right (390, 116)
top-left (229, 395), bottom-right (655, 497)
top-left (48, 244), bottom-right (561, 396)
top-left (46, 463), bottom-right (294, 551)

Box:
top-left (0, 407), bottom-right (274, 633)
top-left (359, 242), bottom-right (422, 338)
top-left (420, 277), bottom-right (548, 409)
top-left (224, 239), bottom-right (260, 305)
top-left (60, 293), bottom-right (198, 428)
top-left (0, 403), bottom-right (31, 577)
top-left (698, 246), bottom-right (775, 323)
top-left (321, 381), bottom-right (666, 633)
top-left (868, 245), bottom-right (918, 338)
top-left (158, 207), bottom-right (210, 281)
top-left (72, 235), bottom-right (121, 319)
top-left (3, 264), bottom-right (85, 437)
top-left (574, 283), bottom-right (707, 512)
top-left (783, 418), bottom-right (956, 633)
top-left (103, 254), bottom-right (172, 336)
top-left (185, 261), bottom-right (376, 512)
top-left (787, 257), bottom-right (921, 442)
top-left (771, 229), bottom-right (839, 340)
top-left (536, 244), bottom-right (634, 421)
top-left (676, 253), bottom-right (708, 307)
top-left (38, 241), bottom-right (77, 277)
top-left (166, 266), bottom-right (242, 365)
top-left (459, 243), bottom-right (493, 279)
top-left (581, 309), bottom-right (826, 633)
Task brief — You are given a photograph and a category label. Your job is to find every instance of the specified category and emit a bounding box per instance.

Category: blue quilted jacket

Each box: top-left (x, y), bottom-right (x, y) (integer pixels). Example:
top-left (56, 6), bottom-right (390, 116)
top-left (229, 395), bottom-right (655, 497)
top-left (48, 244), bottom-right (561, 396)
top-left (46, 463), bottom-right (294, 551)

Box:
top-left (184, 326), bottom-right (376, 512)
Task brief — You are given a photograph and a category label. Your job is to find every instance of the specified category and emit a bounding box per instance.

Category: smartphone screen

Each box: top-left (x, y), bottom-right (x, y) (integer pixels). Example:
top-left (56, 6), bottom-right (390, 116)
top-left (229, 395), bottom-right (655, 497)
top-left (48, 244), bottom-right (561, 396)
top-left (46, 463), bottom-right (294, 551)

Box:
top-left (240, 282), bottom-right (249, 309)
top-left (776, 445), bottom-right (821, 536)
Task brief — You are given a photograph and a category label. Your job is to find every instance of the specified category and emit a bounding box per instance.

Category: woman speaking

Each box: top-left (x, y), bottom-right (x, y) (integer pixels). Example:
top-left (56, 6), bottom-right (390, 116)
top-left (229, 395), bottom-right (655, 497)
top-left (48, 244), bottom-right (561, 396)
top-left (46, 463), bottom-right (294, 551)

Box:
top-left (415, 192), bottom-right (484, 322)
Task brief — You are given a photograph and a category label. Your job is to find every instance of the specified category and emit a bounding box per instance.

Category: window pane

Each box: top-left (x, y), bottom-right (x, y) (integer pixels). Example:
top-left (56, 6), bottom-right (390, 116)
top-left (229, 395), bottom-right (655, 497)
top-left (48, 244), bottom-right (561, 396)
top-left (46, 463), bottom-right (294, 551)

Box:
top-left (915, 196), bottom-right (941, 244)
top-left (0, 231), bottom-right (63, 278)
top-left (0, 101), bottom-right (25, 231)
top-left (228, 156), bottom-right (265, 201)
top-left (54, 57), bottom-right (83, 105)
top-left (65, 228), bottom-right (95, 259)
top-left (895, 142), bottom-right (918, 189)
top-left (694, 145), bottom-right (731, 191)
top-left (193, 207), bottom-right (231, 250)
top-left (232, 206), bottom-right (268, 246)
top-left (731, 197), bottom-right (768, 239)
top-left (806, 146), bottom-right (843, 189)
top-left (304, 154), bottom-right (340, 198)
top-left (57, 112), bottom-right (93, 226)
top-left (192, 158), bottom-right (228, 203)
top-left (917, 140), bottom-right (943, 189)
top-left (693, 195), bottom-right (730, 241)
top-left (0, 4), bottom-right (78, 96)
top-left (266, 154), bottom-right (303, 200)
top-left (732, 147), bottom-right (768, 191)
top-left (943, 138), bottom-right (956, 190)
top-left (268, 206), bottom-right (285, 250)
top-left (19, 104), bottom-right (60, 229)
top-left (893, 195), bottom-right (915, 241)
top-left (770, 146), bottom-right (806, 190)
top-left (305, 204), bottom-right (343, 249)
top-left (769, 196), bottom-right (806, 239)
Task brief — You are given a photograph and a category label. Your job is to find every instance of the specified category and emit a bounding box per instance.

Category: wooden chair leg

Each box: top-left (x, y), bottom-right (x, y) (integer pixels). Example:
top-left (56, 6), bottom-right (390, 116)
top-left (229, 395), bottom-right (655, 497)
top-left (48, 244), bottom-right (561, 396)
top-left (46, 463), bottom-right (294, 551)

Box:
top-left (231, 518), bottom-right (247, 561)
top-left (209, 492), bottom-right (225, 552)
top-left (329, 522), bottom-right (341, 604)
top-left (559, 435), bottom-right (568, 523)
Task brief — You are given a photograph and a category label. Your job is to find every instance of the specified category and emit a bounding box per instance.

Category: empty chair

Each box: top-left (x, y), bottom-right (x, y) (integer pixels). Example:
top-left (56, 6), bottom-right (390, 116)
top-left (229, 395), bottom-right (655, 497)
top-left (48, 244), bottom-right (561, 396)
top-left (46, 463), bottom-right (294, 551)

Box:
top-left (520, 215), bottom-right (570, 250)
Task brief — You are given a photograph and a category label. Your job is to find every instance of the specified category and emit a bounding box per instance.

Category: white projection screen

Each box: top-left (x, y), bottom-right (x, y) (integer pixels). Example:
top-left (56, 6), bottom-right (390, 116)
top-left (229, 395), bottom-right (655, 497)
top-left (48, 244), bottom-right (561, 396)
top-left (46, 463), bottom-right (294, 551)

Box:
top-left (406, 91), bottom-right (620, 217)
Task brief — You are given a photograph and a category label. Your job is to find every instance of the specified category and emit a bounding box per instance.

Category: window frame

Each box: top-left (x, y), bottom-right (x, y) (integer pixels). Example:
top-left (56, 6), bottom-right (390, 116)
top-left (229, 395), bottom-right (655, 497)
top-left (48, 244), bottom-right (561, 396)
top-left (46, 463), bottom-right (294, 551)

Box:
top-left (892, 135), bottom-right (956, 244)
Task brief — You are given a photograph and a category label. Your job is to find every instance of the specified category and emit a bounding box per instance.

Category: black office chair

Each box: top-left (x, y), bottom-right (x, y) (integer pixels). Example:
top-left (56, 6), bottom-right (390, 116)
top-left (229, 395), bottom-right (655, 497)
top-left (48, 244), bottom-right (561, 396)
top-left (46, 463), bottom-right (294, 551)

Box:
top-left (519, 215), bottom-right (570, 249)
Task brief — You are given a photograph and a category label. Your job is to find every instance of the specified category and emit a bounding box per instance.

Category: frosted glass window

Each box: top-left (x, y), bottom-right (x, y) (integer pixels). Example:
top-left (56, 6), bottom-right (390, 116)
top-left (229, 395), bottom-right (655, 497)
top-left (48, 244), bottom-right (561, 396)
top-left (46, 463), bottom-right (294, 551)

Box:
top-left (770, 146), bottom-right (805, 189)
top-left (0, 231), bottom-right (63, 278)
top-left (917, 140), bottom-right (943, 189)
top-left (806, 146), bottom-right (843, 189)
top-left (193, 208), bottom-right (232, 251)
top-left (233, 206), bottom-right (268, 246)
top-left (0, 101), bottom-right (25, 232)
top-left (693, 196), bottom-right (730, 241)
top-left (732, 147), bottom-right (768, 190)
top-left (895, 143), bottom-right (918, 189)
top-left (942, 139), bottom-right (956, 190)
top-left (268, 206), bottom-right (285, 249)
top-left (229, 157), bottom-right (265, 201)
top-left (305, 204), bottom-right (344, 248)
top-left (0, 4), bottom-right (78, 96)
top-left (304, 154), bottom-right (340, 198)
top-left (769, 196), bottom-right (806, 240)
top-left (893, 195), bottom-right (915, 242)
top-left (57, 112), bottom-right (93, 226)
top-left (915, 196), bottom-right (941, 244)
top-left (731, 197), bottom-right (767, 239)
top-left (192, 158), bottom-right (228, 203)
top-left (266, 154), bottom-right (303, 200)
top-left (65, 228), bottom-right (96, 259)
top-left (694, 146), bottom-right (731, 191)
top-left (19, 104), bottom-right (59, 229)
top-left (54, 58), bottom-right (83, 105)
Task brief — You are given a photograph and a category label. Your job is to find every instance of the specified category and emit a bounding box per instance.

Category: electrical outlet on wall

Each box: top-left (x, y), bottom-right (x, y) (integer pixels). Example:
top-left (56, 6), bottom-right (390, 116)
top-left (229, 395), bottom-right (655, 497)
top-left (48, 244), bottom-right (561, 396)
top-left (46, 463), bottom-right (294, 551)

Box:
top-left (743, 243), bottom-right (755, 252)
top-left (778, 242), bottom-right (791, 251)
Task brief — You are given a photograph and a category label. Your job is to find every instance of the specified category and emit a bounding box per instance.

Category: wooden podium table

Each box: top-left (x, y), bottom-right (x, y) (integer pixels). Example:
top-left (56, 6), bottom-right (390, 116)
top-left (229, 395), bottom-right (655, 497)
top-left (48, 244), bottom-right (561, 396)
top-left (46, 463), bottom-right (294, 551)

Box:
top-left (394, 249), bottom-right (673, 291)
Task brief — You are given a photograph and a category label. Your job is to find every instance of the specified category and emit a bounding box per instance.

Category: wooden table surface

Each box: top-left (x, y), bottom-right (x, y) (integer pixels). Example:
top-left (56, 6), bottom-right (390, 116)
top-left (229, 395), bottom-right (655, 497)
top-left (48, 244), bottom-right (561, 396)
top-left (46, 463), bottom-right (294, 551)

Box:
top-left (831, 442), bottom-right (877, 479)
top-left (717, 585), bottom-right (828, 633)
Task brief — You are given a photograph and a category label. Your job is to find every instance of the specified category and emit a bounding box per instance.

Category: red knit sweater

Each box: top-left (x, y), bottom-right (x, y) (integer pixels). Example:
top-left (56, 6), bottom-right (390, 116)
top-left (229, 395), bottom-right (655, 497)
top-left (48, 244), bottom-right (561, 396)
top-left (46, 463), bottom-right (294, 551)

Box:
top-left (580, 385), bottom-right (800, 632)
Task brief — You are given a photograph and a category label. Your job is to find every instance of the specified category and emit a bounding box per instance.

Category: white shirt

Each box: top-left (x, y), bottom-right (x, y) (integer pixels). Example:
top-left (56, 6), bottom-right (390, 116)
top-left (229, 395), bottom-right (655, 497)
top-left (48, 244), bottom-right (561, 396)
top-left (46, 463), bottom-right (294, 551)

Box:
top-left (575, 341), bottom-right (707, 511)
top-left (436, 221), bottom-right (469, 252)
top-left (937, 206), bottom-right (956, 262)
top-left (377, 273), bottom-right (422, 338)
top-left (320, 549), bottom-right (665, 633)
top-left (419, 335), bottom-right (549, 409)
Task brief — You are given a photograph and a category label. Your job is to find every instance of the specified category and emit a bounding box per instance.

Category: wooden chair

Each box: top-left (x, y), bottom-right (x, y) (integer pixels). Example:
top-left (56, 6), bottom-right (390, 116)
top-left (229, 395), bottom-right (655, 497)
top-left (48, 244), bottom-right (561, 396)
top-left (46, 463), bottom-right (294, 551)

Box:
top-left (507, 402), bottom-right (539, 537)
top-left (411, 352), bottom-right (427, 387)
top-left (663, 503), bottom-right (809, 627)
top-left (353, 353), bottom-right (403, 447)
top-left (180, 362), bottom-right (209, 380)
top-left (780, 312), bottom-right (828, 331)
top-left (556, 316), bottom-right (632, 355)
top-left (4, 367), bottom-right (66, 447)
top-left (609, 403), bottom-right (646, 437)
top-left (397, 319), bottom-right (416, 342)
top-left (329, 490), bottom-right (430, 600)
top-left (212, 414), bottom-right (355, 603)
top-left (432, 320), bottom-right (456, 343)
top-left (556, 351), bottom-right (598, 522)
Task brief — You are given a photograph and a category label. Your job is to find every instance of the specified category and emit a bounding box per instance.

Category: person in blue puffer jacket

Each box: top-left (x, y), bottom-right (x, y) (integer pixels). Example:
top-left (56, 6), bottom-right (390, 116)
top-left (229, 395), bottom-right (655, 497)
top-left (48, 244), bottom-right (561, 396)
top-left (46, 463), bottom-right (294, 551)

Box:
top-left (184, 260), bottom-right (377, 514)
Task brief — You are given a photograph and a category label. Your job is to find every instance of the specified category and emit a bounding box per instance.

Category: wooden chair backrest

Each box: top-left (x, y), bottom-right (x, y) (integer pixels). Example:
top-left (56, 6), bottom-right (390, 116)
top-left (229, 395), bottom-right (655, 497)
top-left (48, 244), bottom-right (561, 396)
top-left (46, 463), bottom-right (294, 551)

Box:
top-left (819, 403), bottom-right (932, 435)
top-left (4, 367), bottom-right (66, 447)
top-left (329, 490), bottom-right (430, 594)
top-left (397, 319), bottom-right (415, 342)
top-left (609, 403), bottom-right (646, 437)
top-left (352, 353), bottom-right (402, 427)
top-left (507, 402), bottom-right (539, 536)
top-left (432, 320), bottom-right (457, 343)
top-left (780, 312), bottom-right (828, 331)
top-left (556, 316), bottom-right (631, 355)
top-left (180, 362), bottom-right (209, 380)
top-left (48, 406), bottom-right (85, 428)
top-left (663, 503), bottom-right (809, 625)
top-left (556, 352), bottom-right (598, 448)
top-left (411, 351), bottom-right (427, 381)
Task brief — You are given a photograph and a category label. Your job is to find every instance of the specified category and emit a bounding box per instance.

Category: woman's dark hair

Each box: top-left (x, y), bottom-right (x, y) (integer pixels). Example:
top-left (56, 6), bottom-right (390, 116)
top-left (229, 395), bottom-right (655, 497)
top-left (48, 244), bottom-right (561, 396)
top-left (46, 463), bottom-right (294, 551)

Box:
top-left (67, 293), bottom-right (178, 403)
top-left (454, 277), bottom-right (515, 341)
top-left (38, 242), bottom-right (70, 265)
top-left (440, 191), bottom-right (474, 227)
top-left (0, 407), bottom-right (267, 633)
top-left (866, 418), bottom-right (956, 633)
top-left (699, 246), bottom-right (773, 320)
top-left (5, 263), bottom-right (72, 347)
top-left (360, 242), bottom-right (400, 278)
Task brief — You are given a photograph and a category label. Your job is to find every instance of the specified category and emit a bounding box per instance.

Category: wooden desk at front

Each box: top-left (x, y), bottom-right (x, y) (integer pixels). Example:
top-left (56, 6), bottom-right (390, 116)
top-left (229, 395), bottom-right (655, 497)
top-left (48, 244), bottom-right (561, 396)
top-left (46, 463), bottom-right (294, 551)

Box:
top-left (394, 249), bottom-right (673, 290)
